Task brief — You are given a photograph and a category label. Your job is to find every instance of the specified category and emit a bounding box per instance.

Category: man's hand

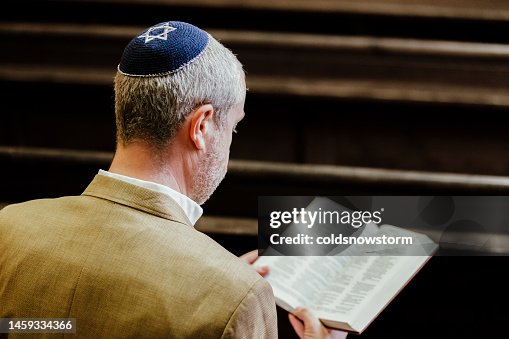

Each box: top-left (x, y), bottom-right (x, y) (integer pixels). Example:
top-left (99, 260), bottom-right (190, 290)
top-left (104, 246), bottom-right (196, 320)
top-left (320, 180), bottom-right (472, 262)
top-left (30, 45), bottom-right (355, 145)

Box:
top-left (239, 249), bottom-right (269, 277)
top-left (289, 307), bottom-right (348, 339)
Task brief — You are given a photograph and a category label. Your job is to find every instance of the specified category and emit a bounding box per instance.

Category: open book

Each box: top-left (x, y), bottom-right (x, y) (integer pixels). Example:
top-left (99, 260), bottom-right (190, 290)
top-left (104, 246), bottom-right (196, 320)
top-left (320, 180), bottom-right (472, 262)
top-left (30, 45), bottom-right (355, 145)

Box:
top-left (255, 222), bottom-right (436, 334)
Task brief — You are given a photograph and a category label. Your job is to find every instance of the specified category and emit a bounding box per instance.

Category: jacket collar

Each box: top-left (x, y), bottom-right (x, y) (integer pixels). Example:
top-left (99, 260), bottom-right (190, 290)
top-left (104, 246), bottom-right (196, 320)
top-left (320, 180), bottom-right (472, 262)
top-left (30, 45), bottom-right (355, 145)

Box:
top-left (82, 174), bottom-right (192, 226)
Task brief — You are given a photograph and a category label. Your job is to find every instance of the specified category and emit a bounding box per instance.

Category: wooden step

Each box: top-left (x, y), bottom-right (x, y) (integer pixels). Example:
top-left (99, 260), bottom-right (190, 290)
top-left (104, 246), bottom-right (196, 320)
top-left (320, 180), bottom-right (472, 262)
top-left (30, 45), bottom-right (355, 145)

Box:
top-left (3, 24), bottom-right (509, 175)
top-left (2, 147), bottom-right (509, 255)
top-left (2, 146), bottom-right (509, 204)
top-left (69, 0), bottom-right (509, 21)
top-left (3, 23), bottom-right (509, 107)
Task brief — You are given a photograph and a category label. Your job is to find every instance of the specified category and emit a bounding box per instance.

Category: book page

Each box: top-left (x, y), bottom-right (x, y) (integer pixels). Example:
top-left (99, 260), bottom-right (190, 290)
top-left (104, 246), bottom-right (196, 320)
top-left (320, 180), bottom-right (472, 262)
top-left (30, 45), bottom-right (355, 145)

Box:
top-left (255, 256), bottom-right (350, 311)
top-left (314, 223), bottom-right (435, 330)
top-left (314, 255), bottom-right (429, 333)
top-left (378, 224), bottom-right (438, 255)
top-left (349, 255), bottom-right (429, 332)
top-left (327, 221), bottom-right (380, 256)
top-left (257, 231), bottom-right (434, 332)
top-left (257, 253), bottom-right (429, 332)
top-left (312, 256), bottom-right (400, 321)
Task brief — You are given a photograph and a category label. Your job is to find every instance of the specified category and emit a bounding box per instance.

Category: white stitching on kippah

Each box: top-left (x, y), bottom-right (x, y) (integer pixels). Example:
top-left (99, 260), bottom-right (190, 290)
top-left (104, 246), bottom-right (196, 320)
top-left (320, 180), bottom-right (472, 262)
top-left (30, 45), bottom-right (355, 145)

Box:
top-left (138, 23), bottom-right (176, 43)
top-left (117, 35), bottom-right (210, 78)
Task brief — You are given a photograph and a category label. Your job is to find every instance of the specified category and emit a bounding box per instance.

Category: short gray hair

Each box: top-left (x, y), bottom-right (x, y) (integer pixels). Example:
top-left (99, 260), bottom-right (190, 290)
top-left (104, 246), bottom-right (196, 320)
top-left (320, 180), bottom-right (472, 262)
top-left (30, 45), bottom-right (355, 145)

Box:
top-left (114, 35), bottom-right (245, 150)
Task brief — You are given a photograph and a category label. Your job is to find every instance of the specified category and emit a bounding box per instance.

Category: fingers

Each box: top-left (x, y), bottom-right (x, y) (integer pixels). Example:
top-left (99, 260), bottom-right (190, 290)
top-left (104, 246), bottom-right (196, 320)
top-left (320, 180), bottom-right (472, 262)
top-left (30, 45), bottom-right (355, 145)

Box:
top-left (334, 330), bottom-right (348, 339)
top-left (255, 265), bottom-right (269, 277)
top-left (239, 249), bottom-right (258, 264)
top-left (290, 308), bottom-right (349, 339)
top-left (292, 307), bottom-right (322, 334)
top-left (238, 249), bottom-right (270, 277)
top-left (288, 313), bottom-right (305, 338)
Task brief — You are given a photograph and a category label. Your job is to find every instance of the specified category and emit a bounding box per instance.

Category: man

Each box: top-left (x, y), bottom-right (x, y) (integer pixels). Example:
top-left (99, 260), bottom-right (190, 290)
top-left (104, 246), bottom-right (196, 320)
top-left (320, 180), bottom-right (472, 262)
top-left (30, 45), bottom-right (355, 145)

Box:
top-left (0, 21), bottom-right (341, 338)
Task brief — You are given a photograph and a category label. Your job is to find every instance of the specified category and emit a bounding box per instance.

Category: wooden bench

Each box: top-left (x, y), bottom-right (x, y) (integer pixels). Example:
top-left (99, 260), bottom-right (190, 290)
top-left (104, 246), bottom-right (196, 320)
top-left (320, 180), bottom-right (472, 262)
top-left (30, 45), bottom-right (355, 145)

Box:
top-left (3, 23), bottom-right (509, 175)
top-left (3, 22), bottom-right (509, 107)
top-left (2, 145), bottom-right (509, 206)
top-left (2, 145), bottom-right (509, 253)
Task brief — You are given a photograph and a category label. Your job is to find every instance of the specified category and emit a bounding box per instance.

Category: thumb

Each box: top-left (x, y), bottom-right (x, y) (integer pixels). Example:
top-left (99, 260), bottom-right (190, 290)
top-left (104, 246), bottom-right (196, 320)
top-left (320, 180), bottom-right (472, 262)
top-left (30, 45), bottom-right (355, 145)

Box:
top-left (289, 313), bottom-right (305, 338)
top-left (292, 307), bottom-right (322, 336)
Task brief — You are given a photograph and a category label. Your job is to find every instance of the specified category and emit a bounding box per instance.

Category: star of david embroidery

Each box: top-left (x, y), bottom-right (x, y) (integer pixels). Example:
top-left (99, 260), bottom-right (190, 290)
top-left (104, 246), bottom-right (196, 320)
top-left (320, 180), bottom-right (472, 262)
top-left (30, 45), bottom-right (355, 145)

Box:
top-left (138, 23), bottom-right (176, 43)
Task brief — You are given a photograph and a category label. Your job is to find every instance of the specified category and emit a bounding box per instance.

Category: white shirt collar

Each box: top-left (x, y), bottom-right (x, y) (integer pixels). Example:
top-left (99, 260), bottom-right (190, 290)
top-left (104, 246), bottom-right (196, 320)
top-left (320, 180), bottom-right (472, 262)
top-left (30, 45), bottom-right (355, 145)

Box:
top-left (98, 170), bottom-right (203, 226)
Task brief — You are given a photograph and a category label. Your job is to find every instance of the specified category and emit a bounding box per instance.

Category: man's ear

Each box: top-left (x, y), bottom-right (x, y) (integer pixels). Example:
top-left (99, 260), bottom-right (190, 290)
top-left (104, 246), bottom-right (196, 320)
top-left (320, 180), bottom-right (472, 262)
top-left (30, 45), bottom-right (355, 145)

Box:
top-left (189, 104), bottom-right (215, 150)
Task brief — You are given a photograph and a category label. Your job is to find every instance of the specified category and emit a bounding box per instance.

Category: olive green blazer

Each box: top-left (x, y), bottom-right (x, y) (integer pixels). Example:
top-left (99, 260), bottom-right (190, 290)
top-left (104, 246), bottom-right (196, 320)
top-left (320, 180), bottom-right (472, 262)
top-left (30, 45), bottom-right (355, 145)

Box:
top-left (0, 174), bottom-right (277, 338)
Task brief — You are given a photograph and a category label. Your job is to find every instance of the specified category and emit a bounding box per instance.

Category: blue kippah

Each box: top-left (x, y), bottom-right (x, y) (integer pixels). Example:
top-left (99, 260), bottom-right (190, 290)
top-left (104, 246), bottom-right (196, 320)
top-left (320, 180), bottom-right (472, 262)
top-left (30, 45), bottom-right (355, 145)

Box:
top-left (118, 21), bottom-right (209, 77)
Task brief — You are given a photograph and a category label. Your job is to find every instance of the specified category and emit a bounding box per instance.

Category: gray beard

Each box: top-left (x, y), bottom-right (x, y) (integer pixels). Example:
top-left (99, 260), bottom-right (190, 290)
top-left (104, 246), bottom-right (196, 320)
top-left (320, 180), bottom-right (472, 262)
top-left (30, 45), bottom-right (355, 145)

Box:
top-left (190, 137), bottom-right (228, 205)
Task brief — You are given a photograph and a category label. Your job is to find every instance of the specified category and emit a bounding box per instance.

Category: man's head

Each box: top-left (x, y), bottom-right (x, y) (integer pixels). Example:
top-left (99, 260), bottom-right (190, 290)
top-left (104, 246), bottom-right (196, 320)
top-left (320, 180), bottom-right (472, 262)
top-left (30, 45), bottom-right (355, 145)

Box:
top-left (112, 21), bottom-right (246, 204)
